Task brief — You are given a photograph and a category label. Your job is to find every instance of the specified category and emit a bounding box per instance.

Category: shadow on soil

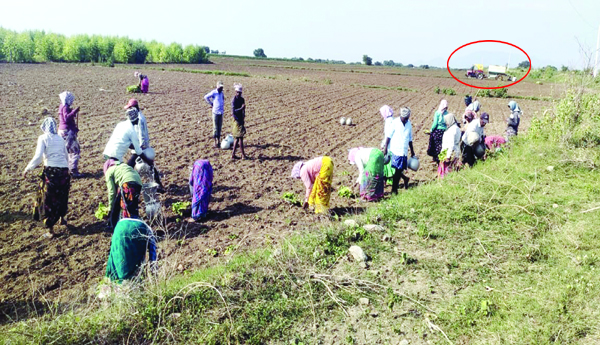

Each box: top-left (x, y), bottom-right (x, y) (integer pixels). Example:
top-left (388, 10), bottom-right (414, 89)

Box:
top-left (0, 300), bottom-right (64, 326)
top-left (329, 206), bottom-right (367, 217)
top-left (257, 154), bottom-right (304, 162)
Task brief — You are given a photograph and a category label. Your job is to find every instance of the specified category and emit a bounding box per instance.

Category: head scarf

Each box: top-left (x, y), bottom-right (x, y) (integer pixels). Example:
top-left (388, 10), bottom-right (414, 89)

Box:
top-left (217, 81), bottom-right (224, 88)
top-left (480, 112), bottom-right (490, 124)
top-left (59, 91), bottom-right (74, 106)
top-left (400, 107), bottom-right (411, 119)
top-left (234, 83), bottom-right (243, 92)
top-left (438, 99), bottom-right (448, 113)
top-left (134, 71), bottom-right (140, 78)
top-left (508, 101), bottom-right (521, 112)
top-left (103, 159), bottom-right (118, 175)
top-left (464, 95), bottom-right (472, 107)
top-left (291, 161), bottom-right (304, 179)
top-left (379, 105), bottom-right (393, 120)
top-left (126, 107), bottom-right (139, 122)
top-left (468, 100), bottom-right (481, 112)
top-left (40, 117), bottom-right (57, 135)
top-left (443, 113), bottom-right (457, 128)
top-left (464, 110), bottom-right (476, 123)
top-left (348, 147), bottom-right (362, 164)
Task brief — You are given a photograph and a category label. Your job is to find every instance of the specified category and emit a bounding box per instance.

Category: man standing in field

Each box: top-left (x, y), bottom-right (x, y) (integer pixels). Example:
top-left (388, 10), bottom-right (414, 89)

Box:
top-left (382, 107), bottom-right (415, 194)
top-left (204, 81), bottom-right (225, 148)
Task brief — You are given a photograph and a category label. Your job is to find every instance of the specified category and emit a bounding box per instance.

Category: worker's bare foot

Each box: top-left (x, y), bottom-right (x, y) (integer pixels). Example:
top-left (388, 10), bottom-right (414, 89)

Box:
top-left (186, 217), bottom-right (196, 223)
top-left (242, 155), bottom-right (249, 160)
top-left (42, 232), bottom-right (54, 239)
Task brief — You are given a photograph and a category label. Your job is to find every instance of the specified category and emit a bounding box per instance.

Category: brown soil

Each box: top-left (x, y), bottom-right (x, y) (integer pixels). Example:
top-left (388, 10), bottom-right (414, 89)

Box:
top-left (0, 61), bottom-right (555, 321)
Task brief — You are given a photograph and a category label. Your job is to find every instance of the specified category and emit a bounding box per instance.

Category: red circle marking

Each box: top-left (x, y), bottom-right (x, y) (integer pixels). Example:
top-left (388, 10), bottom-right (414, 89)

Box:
top-left (446, 40), bottom-right (531, 89)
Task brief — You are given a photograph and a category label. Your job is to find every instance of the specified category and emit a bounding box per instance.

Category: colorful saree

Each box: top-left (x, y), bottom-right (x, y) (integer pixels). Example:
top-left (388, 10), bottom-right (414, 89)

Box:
top-left (190, 160), bottom-right (213, 220)
top-left (360, 149), bottom-right (385, 201)
top-left (34, 167), bottom-right (71, 228)
top-left (308, 156), bottom-right (334, 214)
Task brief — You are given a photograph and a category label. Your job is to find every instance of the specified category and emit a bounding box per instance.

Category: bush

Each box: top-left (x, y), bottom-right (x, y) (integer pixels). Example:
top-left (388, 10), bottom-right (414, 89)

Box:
top-left (253, 48), bottom-right (266, 58)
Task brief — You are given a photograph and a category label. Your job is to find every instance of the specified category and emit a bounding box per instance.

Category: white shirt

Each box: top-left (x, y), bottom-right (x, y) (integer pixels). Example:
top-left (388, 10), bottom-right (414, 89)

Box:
top-left (462, 120), bottom-right (484, 145)
top-left (131, 112), bottom-right (150, 154)
top-left (380, 117), bottom-right (394, 151)
top-left (103, 120), bottom-right (143, 161)
top-left (352, 148), bottom-right (375, 185)
top-left (386, 118), bottom-right (413, 157)
top-left (441, 124), bottom-right (462, 160)
top-left (25, 134), bottom-right (69, 171)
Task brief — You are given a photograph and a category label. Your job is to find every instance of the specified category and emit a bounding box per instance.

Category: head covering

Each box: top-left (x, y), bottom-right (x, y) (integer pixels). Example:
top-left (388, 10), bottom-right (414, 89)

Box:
top-left (103, 159), bottom-right (118, 175)
top-left (124, 98), bottom-right (139, 110)
top-left (480, 112), bottom-right (490, 124)
top-left (59, 91), bottom-right (74, 106)
top-left (438, 100), bottom-right (448, 113)
top-left (348, 147), bottom-right (362, 164)
top-left (400, 107), bottom-right (411, 119)
top-left (508, 101), bottom-right (521, 112)
top-left (379, 105), bottom-right (393, 120)
top-left (468, 100), bottom-right (481, 112)
top-left (464, 110), bottom-right (476, 123)
top-left (443, 113), bottom-right (457, 128)
top-left (134, 71), bottom-right (139, 78)
top-left (126, 107), bottom-right (139, 122)
top-left (217, 81), bottom-right (224, 88)
top-left (40, 117), bottom-right (57, 135)
top-left (291, 161), bottom-right (304, 179)
top-left (464, 95), bottom-right (473, 107)
top-left (234, 83), bottom-right (243, 92)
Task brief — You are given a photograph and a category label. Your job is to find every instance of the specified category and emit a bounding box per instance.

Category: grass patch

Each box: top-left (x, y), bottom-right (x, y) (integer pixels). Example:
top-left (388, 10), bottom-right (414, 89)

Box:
top-left (112, 64), bottom-right (251, 77)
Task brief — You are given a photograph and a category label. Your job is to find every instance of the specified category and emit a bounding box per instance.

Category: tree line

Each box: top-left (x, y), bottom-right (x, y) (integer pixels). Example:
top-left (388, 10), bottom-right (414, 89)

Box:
top-left (0, 28), bottom-right (209, 64)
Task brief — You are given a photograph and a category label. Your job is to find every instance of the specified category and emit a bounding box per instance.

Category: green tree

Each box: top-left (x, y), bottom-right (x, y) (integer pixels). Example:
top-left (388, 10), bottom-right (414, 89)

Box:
top-left (518, 60), bottom-right (530, 69)
top-left (131, 40), bottom-right (148, 64)
top-left (113, 38), bottom-right (133, 63)
top-left (383, 60), bottom-right (395, 66)
top-left (253, 48), bottom-right (266, 58)
top-left (374, 61), bottom-right (382, 66)
top-left (362, 54), bottom-right (372, 66)
top-left (183, 45), bottom-right (207, 63)
top-left (163, 42), bottom-right (183, 63)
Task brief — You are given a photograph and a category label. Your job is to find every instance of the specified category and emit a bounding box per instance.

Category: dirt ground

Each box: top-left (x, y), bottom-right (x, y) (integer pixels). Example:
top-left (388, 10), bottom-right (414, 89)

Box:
top-left (0, 60), bottom-right (555, 320)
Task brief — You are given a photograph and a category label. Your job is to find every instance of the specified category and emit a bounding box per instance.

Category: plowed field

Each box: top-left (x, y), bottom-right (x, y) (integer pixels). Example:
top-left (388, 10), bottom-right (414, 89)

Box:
top-left (0, 60), bottom-right (555, 319)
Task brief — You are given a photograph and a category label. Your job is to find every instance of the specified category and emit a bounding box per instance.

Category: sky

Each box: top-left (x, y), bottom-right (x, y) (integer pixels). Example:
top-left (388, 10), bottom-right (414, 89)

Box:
top-left (1, 0), bottom-right (599, 69)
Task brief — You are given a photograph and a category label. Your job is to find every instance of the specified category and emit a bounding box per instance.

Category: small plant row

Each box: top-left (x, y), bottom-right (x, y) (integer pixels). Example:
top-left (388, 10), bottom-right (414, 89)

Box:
top-left (434, 86), bottom-right (456, 95)
top-left (354, 84), bottom-right (419, 93)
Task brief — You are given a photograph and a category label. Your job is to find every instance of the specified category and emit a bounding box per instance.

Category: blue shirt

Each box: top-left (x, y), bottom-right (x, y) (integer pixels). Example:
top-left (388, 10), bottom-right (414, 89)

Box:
top-left (386, 118), bottom-right (413, 156)
top-left (204, 89), bottom-right (224, 115)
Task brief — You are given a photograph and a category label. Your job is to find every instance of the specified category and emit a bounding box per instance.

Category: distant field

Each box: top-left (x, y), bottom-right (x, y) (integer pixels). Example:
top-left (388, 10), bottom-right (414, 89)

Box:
top-left (0, 59), bottom-right (557, 309)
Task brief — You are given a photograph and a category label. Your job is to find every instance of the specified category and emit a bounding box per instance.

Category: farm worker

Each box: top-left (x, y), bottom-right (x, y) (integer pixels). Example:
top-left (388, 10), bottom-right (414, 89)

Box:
top-left (57, 91), bottom-right (82, 177)
top-left (135, 72), bottom-right (149, 93)
top-left (379, 105), bottom-right (395, 181)
top-left (464, 95), bottom-right (473, 108)
top-left (463, 100), bottom-right (481, 125)
top-left (103, 159), bottom-right (143, 230)
top-left (348, 147), bottom-right (385, 201)
top-left (105, 218), bottom-right (157, 283)
top-left (123, 99), bottom-right (164, 191)
top-left (427, 99), bottom-right (448, 164)
top-left (461, 112), bottom-right (489, 167)
top-left (23, 117), bottom-right (71, 237)
top-left (188, 160), bottom-right (213, 222)
top-left (204, 81), bottom-right (225, 148)
top-left (505, 101), bottom-right (522, 138)
top-left (291, 156), bottom-right (335, 214)
top-left (485, 136), bottom-right (507, 150)
top-left (438, 113), bottom-right (462, 179)
top-left (102, 106), bottom-right (153, 165)
top-left (231, 83), bottom-right (248, 159)
top-left (382, 107), bottom-right (415, 194)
